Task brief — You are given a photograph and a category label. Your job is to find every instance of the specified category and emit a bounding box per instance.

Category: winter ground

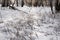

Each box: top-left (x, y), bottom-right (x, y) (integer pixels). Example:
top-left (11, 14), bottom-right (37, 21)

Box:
top-left (0, 6), bottom-right (60, 40)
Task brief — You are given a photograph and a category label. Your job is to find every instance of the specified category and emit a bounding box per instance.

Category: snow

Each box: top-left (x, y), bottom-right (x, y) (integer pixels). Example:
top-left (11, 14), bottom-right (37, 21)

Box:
top-left (0, 5), bottom-right (60, 40)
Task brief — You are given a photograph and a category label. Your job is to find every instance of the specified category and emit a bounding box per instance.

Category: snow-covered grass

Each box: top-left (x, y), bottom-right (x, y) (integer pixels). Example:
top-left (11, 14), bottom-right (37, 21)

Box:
top-left (0, 6), bottom-right (60, 40)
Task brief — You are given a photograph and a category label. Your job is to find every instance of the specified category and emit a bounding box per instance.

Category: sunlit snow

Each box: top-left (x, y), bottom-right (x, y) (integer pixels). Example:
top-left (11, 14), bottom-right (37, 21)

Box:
top-left (0, 5), bottom-right (60, 40)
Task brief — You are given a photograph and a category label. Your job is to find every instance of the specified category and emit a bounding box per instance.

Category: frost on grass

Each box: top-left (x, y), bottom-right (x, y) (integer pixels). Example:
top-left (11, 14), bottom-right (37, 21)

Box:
top-left (0, 7), bottom-right (60, 40)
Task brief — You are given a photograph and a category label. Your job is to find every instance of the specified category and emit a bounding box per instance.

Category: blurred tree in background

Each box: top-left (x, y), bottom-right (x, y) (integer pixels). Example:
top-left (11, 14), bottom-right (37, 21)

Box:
top-left (0, 0), bottom-right (60, 12)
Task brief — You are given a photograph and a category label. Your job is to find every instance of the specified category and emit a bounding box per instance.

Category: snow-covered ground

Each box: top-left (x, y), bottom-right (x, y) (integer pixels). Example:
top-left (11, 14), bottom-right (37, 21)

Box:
top-left (0, 6), bottom-right (60, 40)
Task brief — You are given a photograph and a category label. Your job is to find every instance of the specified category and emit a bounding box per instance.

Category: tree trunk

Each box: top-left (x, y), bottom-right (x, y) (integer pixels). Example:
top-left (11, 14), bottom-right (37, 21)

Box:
top-left (16, 0), bottom-right (18, 6)
top-left (55, 0), bottom-right (60, 12)
top-left (21, 0), bottom-right (24, 7)
top-left (1, 0), bottom-right (5, 7)
top-left (41, 0), bottom-right (44, 6)
top-left (49, 0), bottom-right (53, 14)
top-left (1, 0), bottom-right (9, 7)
